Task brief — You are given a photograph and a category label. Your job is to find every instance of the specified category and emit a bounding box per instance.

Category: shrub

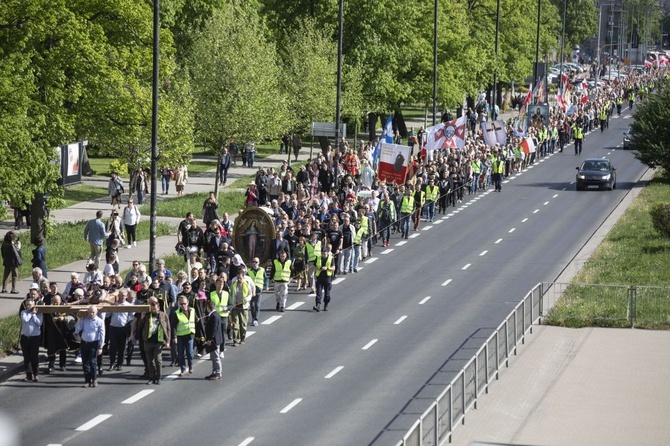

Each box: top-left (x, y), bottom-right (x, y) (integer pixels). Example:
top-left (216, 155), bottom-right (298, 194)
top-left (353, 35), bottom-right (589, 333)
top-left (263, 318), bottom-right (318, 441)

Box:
top-left (650, 202), bottom-right (670, 237)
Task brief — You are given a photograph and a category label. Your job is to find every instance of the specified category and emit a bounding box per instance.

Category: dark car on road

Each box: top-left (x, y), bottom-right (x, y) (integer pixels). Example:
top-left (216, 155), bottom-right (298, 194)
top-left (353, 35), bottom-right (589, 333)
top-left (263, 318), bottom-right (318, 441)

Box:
top-left (576, 158), bottom-right (616, 191)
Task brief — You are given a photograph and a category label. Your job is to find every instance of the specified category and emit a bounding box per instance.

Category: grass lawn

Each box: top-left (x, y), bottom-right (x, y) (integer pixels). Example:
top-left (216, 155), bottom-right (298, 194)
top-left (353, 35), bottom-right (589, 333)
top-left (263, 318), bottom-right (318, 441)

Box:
top-left (58, 184), bottom-right (109, 208)
top-left (139, 191), bottom-right (246, 220)
top-left (545, 173), bottom-right (670, 329)
top-left (187, 161), bottom-right (217, 176)
top-left (87, 157), bottom-right (115, 176)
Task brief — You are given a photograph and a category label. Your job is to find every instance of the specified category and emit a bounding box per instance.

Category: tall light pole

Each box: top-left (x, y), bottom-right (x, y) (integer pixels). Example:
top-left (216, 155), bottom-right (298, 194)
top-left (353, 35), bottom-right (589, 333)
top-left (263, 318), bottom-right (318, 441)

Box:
top-left (558, 0), bottom-right (567, 93)
top-left (533, 0), bottom-right (542, 93)
top-left (335, 0), bottom-right (343, 152)
top-left (492, 0), bottom-right (501, 120)
top-left (432, 0), bottom-right (438, 125)
top-left (149, 0), bottom-right (159, 273)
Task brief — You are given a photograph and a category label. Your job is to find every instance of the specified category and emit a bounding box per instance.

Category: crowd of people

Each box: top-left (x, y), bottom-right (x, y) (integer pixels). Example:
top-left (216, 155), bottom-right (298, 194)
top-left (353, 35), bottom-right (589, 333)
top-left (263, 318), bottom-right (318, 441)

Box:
top-left (10, 66), bottom-right (667, 387)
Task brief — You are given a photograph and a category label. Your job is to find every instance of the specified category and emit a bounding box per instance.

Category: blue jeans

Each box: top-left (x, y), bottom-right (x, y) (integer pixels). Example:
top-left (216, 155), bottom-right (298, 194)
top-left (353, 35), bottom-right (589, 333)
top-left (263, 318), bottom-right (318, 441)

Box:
top-left (400, 212), bottom-right (411, 237)
top-left (248, 151), bottom-right (255, 168)
top-left (352, 245), bottom-right (361, 271)
top-left (425, 201), bottom-right (435, 221)
top-left (219, 167), bottom-right (229, 184)
top-left (161, 174), bottom-right (170, 193)
top-left (250, 291), bottom-right (261, 322)
top-left (137, 188), bottom-right (144, 205)
top-left (177, 336), bottom-right (194, 372)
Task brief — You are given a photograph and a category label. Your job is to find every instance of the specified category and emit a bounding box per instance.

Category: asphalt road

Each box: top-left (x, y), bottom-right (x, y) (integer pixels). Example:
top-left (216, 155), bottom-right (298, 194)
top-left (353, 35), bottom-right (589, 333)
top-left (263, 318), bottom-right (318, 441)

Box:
top-left (0, 108), bottom-right (645, 446)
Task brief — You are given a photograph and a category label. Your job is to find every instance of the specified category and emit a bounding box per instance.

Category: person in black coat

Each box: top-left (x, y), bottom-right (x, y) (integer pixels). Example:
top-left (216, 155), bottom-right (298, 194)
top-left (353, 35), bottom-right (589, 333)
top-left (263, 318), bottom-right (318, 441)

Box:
top-left (31, 235), bottom-right (47, 279)
top-left (2, 231), bottom-right (22, 294)
top-left (205, 300), bottom-right (223, 380)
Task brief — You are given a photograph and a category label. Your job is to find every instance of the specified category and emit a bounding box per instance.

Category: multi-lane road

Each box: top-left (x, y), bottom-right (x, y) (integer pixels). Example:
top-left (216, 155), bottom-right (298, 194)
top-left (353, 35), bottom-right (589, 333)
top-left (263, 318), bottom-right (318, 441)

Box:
top-left (0, 109), bottom-right (646, 446)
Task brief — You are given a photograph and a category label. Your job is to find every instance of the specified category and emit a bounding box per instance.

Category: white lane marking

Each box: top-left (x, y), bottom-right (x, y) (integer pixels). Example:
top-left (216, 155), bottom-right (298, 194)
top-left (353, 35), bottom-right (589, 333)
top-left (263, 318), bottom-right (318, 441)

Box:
top-left (562, 187), bottom-right (567, 191)
top-left (509, 228), bottom-right (516, 233)
top-left (570, 181), bottom-right (575, 184)
top-left (533, 209), bottom-right (539, 213)
top-left (325, 366), bottom-right (344, 379)
top-left (543, 201), bottom-right (549, 205)
top-left (458, 207), bottom-right (465, 210)
top-left (197, 359), bottom-right (206, 365)
top-left (356, 267), bottom-right (364, 272)
top-left (246, 331), bottom-right (256, 337)
top-left (422, 226), bottom-right (433, 231)
top-left (286, 302), bottom-right (304, 310)
top-left (46, 444), bottom-right (62, 446)
top-left (503, 180), bottom-right (510, 183)
top-left (479, 250), bottom-right (488, 256)
top-left (332, 277), bottom-right (345, 285)
top-left (280, 398), bottom-right (303, 414)
top-left (396, 241), bottom-right (407, 246)
top-left (394, 315), bottom-right (407, 325)
top-left (522, 218), bottom-right (528, 223)
top-left (262, 315), bottom-right (282, 325)
top-left (552, 194), bottom-right (558, 198)
top-left (441, 279), bottom-right (452, 286)
top-left (76, 414), bottom-right (112, 432)
top-left (434, 220), bottom-right (443, 225)
top-left (462, 263), bottom-right (471, 270)
top-left (410, 233), bottom-right (420, 238)
top-left (364, 257), bottom-right (378, 264)
top-left (362, 339), bottom-right (378, 350)
top-left (381, 248), bottom-right (394, 254)
top-left (419, 296), bottom-right (431, 305)
top-left (495, 238), bottom-right (503, 244)
top-left (447, 213), bottom-right (455, 216)
top-left (121, 390), bottom-right (154, 405)
top-left (165, 371), bottom-right (180, 380)
top-left (539, 159), bottom-right (545, 163)
top-left (238, 438), bottom-right (255, 446)
top-left (453, 210), bottom-right (460, 213)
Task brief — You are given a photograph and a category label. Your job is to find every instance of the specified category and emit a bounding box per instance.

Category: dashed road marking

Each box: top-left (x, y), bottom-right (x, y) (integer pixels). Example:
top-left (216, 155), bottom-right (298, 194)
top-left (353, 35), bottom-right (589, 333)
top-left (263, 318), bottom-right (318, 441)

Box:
top-left (381, 248), bottom-right (394, 254)
top-left (76, 415), bottom-right (112, 432)
top-left (533, 209), bottom-right (539, 213)
top-left (441, 279), bottom-right (452, 286)
top-left (280, 398), bottom-right (303, 414)
top-left (495, 238), bottom-right (503, 244)
top-left (286, 302), bottom-right (304, 310)
top-left (419, 296), bottom-right (431, 305)
top-left (479, 250), bottom-right (488, 256)
top-left (396, 241), bottom-right (407, 246)
top-left (325, 366), bottom-right (344, 379)
top-left (422, 226), bottom-right (433, 231)
top-left (238, 438), bottom-right (255, 446)
top-left (121, 390), bottom-right (154, 405)
top-left (394, 315), bottom-right (407, 325)
top-left (509, 228), bottom-right (516, 233)
top-left (246, 331), bottom-right (256, 337)
top-left (434, 220), bottom-right (443, 225)
top-left (552, 194), bottom-right (558, 198)
top-left (522, 218), bottom-right (528, 223)
top-left (543, 201), bottom-right (549, 205)
top-left (364, 257), bottom-right (378, 264)
top-left (462, 263), bottom-right (471, 270)
top-left (362, 339), bottom-right (378, 350)
top-left (332, 277), bottom-right (345, 285)
top-left (262, 316), bottom-right (282, 325)
top-left (410, 233), bottom-right (420, 238)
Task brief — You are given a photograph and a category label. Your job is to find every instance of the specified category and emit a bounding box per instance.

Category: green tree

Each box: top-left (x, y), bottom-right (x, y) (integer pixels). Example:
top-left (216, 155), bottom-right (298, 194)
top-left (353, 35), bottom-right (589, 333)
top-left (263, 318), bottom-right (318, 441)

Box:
top-left (280, 18), bottom-right (337, 136)
top-left (630, 78), bottom-right (670, 173)
top-left (189, 4), bottom-right (284, 193)
top-left (557, 0), bottom-right (598, 50)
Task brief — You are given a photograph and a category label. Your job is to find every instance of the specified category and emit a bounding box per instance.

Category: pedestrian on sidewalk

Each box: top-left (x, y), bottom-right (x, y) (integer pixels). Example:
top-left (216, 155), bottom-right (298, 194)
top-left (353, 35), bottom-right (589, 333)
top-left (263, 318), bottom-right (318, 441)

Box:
top-left (20, 298), bottom-right (43, 382)
top-left (122, 198), bottom-right (141, 248)
top-left (2, 231), bottom-right (22, 294)
top-left (84, 211), bottom-right (110, 269)
top-left (220, 147), bottom-right (231, 185)
top-left (160, 165), bottom-right (172, 194)
top-left (31, 235), bottom-right (47, 279)
top-left (174, 165), bottom-right (188, 196)
top-left (108, 171), bottom-right (124, 210)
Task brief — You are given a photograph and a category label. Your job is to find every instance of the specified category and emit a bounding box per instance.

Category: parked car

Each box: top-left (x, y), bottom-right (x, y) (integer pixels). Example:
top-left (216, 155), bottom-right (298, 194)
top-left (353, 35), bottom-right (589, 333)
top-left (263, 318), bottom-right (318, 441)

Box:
top-left (576, 158), bottom-right (616, 191)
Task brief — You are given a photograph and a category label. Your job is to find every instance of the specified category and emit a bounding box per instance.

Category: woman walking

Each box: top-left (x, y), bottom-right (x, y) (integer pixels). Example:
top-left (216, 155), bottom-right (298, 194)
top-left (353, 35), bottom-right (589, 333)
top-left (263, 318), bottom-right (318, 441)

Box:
top-left (2, 231), bottom-right (22, 294)
top-left (122, 199), bottom-right (141, 248)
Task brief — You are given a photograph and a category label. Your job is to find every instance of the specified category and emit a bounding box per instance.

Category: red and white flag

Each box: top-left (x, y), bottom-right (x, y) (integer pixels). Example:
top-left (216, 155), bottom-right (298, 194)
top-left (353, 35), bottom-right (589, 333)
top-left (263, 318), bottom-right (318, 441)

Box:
top-left (424, 116), bottom-right (467, 151)
top-left (644, 59), bottom-right (653, 68)
top-left (556, 92), bottom-right (566, 110)
top-left (521, 137), bottom-right (535, 154)
top-left (580, 94), bottom-right (589, 104)
top-left (561, 73), bottom-right (568, 87)
top-left (523, 84), bottom-right (532, 107)
top-left (581, 79), bottom-right (588, 90)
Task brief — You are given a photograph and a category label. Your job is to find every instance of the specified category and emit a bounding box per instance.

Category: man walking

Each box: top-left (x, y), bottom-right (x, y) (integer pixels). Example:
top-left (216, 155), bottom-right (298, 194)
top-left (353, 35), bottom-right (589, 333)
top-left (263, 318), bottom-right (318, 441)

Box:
top-left (75, 305), bottom-right (105, 388)
top-left (141, 296), bottom-right (170, 384)
top-left (271, 250), bottom-right (292, 312)
top-left (220, 147), bottom-right (232, 186)
top-left (230, 266), bottom-right (255, 346)
top-left (171, 296), bottom-right (195, 376)
top-left (84, 211), bottom-right (110, 269)
top-left (313, 249), bottom-right (335, 312)
top-left (204, 300), bottom-right (223, 380)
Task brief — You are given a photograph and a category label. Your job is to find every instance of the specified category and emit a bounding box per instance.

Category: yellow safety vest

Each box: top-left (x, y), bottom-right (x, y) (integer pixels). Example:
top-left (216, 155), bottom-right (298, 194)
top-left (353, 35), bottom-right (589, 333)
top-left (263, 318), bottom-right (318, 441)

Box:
top-left (425, 185), bottom-right (439, 202)
top-left (306, 241), bottom-right (321, 263)
top-left (400, 195), bottom-right (414, 214)
top-left (273, 259), bottom-right (291, 282)
top-left (247, 268), bottom-right (265, 291)
top-left (209, 289), bottom-right (230, 317)
top-left (353, 226), bottom-right (365, 245)
top-left (148, 313), bottom-right (165, 343)
top-left (574, 127), bottom-right (583, 139)
top-left (316, 254), bottom-right (333, 277)
top-left (360, 215), bottom-right (370, 236)
top-left (472, 160), bottom-right (481, 174)
top-left (175, 309), bottom-right (195, 337)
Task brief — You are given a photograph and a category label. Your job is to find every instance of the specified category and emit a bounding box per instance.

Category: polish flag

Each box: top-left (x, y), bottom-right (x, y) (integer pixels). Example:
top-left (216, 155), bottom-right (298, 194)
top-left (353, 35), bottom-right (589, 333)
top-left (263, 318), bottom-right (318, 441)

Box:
top-left (521, 137), bottom-right (535, 154)
top-left (556, 92), bottom-right (566, 110)
top-left (523, 85), bottom-right (532, 107)
top-left (561, 73), bottom-right (568, 87)
top-left (644, 59), bottom-right (653, 68)
top-left (581, 79), bottom-right (588, 90)
top-left (581, 94), bottom-right (589, 104)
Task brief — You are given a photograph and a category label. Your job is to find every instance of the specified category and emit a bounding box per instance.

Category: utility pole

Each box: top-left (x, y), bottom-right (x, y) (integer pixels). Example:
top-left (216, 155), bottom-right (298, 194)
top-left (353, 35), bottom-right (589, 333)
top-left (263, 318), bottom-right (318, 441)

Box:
top-left (492, 0), bottom-right (501, 120)
top-left (433, 0), bottom-right (438, 125)
top-left (335, 0), bottom-right (343, 152)
top-left (558, 0), bottom-right (567, 93)
top-left (149, 0), bottom-right (159, 274)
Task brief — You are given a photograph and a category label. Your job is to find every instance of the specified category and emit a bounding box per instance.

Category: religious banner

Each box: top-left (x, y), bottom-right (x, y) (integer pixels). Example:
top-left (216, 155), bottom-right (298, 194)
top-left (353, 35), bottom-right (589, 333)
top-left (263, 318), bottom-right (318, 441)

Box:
top-left (424, 116), bottom-right (467, 151)
top-left (233, 207), bottom-right (276, 265)
top-left (377, 142), bottom-right (411, 184)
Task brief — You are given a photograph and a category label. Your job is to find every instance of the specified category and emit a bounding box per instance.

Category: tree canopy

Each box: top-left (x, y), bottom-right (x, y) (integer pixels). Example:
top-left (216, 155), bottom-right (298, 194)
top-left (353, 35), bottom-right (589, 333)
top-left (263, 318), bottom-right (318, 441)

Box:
top-left (630, 77), bottom-right (670, 174)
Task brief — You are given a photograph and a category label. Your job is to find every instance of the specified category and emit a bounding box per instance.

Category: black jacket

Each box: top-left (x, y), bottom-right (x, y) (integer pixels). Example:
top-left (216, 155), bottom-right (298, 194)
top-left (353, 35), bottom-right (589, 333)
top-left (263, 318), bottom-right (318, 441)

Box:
top-left (205, 311), bottom-right (223, 345)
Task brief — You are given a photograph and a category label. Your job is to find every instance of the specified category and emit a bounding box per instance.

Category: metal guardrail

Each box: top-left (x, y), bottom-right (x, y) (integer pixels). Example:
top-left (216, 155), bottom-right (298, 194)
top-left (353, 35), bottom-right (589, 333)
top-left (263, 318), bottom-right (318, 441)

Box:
top-left (396, 283), bottom-right (543, 446)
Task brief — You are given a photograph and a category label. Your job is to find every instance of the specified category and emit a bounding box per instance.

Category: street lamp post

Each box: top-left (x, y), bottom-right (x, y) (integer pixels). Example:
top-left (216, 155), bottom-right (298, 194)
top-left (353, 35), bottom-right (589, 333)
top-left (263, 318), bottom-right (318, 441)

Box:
top-left (432, 0), bottom-right (438, 125)
top-left (335, 0), bottom-right (343, 152)
top-left (533, 0), bottom-right (542, 91)
top-left (149, 0), bottom-right (159, 274)
top-left (558, 0), bottom-right (567, 93)
top-left (492, 0), bottom-right (501, 121)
